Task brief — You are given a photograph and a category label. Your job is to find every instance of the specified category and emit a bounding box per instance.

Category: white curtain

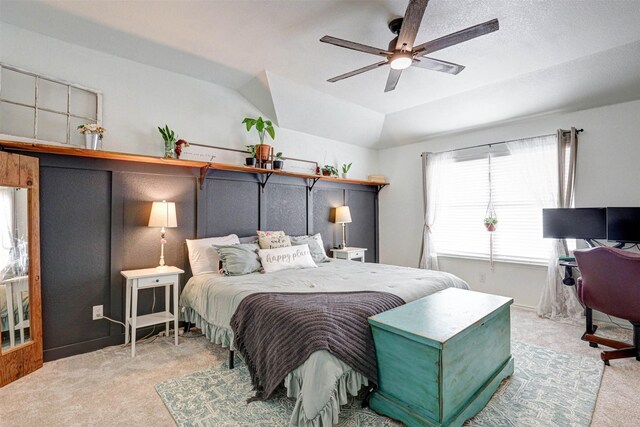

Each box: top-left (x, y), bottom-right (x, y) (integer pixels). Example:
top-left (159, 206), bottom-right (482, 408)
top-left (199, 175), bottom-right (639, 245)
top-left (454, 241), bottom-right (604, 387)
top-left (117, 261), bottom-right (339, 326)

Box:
top-left (419, 151), bottom-right (453, 270)
top-left (532, 128), bottom-right (582, 319)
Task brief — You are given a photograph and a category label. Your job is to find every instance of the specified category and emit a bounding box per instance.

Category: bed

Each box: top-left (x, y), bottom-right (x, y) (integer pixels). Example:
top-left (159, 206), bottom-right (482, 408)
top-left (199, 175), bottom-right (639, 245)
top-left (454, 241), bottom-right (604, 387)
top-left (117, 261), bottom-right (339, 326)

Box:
top-left (180, 258), bottom-right (469, 426)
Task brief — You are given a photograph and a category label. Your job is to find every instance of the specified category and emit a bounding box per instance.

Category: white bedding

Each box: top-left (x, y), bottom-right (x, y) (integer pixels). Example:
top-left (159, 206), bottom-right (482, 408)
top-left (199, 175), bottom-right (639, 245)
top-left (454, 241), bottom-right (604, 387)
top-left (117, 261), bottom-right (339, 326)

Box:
top-left (180, 259), bottom-right (469, 426)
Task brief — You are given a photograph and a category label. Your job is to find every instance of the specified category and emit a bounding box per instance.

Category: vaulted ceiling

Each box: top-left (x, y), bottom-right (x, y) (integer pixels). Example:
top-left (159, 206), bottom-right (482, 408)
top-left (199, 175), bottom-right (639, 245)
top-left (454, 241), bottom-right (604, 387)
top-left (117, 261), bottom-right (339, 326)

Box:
top-left (3, 0), bottom-right (640, 148)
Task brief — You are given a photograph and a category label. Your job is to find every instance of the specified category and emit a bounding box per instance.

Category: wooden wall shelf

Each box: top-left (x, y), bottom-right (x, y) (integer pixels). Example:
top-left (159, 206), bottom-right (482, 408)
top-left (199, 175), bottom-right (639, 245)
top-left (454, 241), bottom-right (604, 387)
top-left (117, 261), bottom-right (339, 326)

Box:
top-left (0, 140), bottom-right (389, 192)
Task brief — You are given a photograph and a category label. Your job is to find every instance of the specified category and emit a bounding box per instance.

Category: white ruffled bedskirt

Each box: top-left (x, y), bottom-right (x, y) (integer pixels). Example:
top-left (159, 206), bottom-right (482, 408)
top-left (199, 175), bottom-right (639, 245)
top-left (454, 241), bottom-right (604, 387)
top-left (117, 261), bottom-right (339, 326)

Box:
top-left (183, 307), bottom-right (368, 427)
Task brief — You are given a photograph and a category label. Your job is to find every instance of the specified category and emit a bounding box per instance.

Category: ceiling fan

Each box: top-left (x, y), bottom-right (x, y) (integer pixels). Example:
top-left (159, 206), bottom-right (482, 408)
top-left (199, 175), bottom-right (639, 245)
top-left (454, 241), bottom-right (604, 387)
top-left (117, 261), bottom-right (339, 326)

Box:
top-left (320, 0), bottom-right (499, 92)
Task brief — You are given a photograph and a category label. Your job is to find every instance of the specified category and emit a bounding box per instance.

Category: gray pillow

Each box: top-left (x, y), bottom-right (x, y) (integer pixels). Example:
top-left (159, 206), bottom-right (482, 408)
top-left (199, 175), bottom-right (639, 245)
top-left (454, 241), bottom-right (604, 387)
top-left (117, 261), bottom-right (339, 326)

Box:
top-left (290, 234), bottom-right (330, 264)
top-left (213, 243), bottom-right (261, 276)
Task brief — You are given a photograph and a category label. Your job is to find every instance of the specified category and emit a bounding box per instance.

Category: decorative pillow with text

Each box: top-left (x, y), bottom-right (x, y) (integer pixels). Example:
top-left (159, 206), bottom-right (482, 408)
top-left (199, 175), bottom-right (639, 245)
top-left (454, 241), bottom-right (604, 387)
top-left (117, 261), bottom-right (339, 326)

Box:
top-left (256, 230), bottom-right (291, 249)
top-left (258, 244), bottom-right (317, 273)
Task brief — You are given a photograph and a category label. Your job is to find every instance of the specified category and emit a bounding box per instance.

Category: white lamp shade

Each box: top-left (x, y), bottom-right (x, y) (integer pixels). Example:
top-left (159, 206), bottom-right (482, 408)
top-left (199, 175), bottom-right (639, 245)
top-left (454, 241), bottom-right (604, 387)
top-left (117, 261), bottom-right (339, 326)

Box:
top-left (148, 201), bottom-right (177, 228)
top-left (335, 206), bottom-right (352, 224)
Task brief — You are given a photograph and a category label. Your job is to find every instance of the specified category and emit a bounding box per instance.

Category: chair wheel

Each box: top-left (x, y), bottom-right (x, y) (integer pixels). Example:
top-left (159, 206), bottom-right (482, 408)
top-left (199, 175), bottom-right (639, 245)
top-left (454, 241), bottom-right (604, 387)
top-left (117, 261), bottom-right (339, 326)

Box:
top-left (604, 360), bottom-right (610, 366)
top-left (589, 342), bottom-right (599, 348)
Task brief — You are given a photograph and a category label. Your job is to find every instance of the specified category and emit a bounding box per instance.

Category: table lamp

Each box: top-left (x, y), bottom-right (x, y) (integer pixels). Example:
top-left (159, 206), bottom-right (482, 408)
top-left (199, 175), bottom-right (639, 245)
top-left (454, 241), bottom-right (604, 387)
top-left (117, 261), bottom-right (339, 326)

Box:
top-left (148, 200), bottom-right (177, 268)
top-left (334, 206), bottom-right (352, 249)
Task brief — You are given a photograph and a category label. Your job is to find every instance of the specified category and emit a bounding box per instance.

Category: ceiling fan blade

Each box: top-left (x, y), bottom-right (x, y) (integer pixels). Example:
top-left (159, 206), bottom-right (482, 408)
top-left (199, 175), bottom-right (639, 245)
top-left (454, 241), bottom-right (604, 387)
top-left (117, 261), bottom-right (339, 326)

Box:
top-left (413, 57), bottom-right (465, 74)
top-left (396, 0), bottom-right (430, 51)
top-left (320, 35), bottom-right (391, 57)
top-left (327, 61), bottom-right (388, 82)
top-left (384, 68), bottom-right (403, 92)
top-left (414, 18), bottom-right (499, 56)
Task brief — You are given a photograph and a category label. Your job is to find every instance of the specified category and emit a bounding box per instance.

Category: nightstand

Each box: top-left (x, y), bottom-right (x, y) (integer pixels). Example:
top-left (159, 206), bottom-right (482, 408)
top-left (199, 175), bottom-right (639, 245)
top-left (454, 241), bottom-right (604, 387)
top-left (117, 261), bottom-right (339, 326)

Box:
top-left (330, 247), bottom-right (367, 263)
top-left (121, 266), bottom-right (184, 357)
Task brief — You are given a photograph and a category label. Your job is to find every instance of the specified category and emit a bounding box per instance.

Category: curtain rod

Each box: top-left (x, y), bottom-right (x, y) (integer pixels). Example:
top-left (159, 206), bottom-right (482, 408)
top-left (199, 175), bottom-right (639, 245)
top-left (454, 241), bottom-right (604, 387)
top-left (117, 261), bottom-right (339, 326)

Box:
top-left (421, 128), bottom-right (584, 156)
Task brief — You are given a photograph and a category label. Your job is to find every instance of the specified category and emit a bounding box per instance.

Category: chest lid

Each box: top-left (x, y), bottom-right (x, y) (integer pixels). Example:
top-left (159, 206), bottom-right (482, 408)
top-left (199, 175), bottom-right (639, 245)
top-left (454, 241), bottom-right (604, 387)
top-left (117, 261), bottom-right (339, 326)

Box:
top-left (369, 288), bottom-right (513, 349)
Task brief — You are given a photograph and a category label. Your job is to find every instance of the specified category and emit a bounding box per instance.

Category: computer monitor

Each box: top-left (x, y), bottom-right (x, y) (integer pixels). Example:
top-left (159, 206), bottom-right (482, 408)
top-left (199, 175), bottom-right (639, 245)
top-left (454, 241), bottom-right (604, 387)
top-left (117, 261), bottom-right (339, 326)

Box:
top-left (542, 208), bottom-right (607, 240)
top-left (606, 207), bottom-right (640, 243)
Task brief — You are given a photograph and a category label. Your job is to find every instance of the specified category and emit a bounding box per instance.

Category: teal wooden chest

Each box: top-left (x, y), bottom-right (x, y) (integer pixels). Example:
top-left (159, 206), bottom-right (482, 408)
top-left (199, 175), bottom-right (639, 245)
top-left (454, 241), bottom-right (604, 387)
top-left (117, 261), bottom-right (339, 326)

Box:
top-left (368, 288), bottom-right (514, 427)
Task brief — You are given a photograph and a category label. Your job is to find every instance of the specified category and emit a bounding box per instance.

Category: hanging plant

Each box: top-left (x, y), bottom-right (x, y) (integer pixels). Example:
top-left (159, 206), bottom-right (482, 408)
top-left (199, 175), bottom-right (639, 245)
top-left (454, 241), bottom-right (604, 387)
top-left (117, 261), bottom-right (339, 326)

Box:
top-left (484, 216), bottom-right (498, 232)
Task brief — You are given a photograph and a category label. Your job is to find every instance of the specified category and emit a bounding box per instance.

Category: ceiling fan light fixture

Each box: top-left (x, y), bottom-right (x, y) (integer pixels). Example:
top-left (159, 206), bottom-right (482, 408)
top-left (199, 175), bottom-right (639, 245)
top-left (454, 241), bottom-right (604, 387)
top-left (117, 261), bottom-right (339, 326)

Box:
top-left (389, 52), bottom-right (413, 70)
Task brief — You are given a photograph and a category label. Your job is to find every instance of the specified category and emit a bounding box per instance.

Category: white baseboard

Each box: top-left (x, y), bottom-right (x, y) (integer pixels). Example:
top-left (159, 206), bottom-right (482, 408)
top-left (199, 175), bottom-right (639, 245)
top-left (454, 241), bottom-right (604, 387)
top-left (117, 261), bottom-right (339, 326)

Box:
top-left (512, 303), bottom-right (536, 311)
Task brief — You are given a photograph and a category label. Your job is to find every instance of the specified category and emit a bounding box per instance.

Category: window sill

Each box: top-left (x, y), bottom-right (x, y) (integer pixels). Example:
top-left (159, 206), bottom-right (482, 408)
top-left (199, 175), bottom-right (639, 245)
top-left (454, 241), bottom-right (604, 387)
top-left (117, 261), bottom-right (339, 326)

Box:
top-left (437, 253), bottom-right (548, 268)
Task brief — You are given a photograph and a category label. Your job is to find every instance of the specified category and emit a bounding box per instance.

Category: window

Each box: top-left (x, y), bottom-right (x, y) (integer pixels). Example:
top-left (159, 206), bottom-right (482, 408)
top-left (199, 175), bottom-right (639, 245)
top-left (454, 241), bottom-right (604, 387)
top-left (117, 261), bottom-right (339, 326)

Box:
top-left (0, 63), bottom-right (102, 146)
top-left (432, 135), bottom-right (557, 264)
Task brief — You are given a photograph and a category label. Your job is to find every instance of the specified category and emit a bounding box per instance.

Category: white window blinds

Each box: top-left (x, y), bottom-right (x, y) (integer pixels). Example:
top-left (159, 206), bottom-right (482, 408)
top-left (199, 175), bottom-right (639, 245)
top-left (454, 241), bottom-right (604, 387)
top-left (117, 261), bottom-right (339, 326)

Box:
top-left (432, 135), bottom-right (557, 264)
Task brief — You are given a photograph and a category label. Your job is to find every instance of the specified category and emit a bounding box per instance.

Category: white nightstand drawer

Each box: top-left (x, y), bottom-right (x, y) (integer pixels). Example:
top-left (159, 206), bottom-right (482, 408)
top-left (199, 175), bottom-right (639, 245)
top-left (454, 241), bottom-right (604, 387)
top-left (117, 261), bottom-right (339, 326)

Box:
top-left (137, 274), bottom-right (177, 289)
top-left (347, 250), bottom-right (365, 259)
top-left (331, 247), bottom-right (367, 262)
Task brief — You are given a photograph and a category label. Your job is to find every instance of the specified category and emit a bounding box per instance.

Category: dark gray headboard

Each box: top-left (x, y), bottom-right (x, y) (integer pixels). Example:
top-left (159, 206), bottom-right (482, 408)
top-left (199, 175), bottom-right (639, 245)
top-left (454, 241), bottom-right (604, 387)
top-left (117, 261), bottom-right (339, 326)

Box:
top-left (198, 170), bottom-right (378, 260)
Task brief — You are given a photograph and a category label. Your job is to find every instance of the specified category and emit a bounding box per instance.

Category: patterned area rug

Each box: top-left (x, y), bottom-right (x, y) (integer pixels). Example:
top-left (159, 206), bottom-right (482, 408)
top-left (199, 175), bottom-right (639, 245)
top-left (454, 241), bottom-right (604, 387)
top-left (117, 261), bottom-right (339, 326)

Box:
top-left (156, 341), bottom-right (603, 426)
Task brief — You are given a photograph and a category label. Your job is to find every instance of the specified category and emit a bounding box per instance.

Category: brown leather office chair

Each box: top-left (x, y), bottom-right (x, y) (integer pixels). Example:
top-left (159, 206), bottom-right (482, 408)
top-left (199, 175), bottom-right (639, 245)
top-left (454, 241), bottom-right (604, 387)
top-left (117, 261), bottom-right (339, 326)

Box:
top-left (574, 247), bottom-right (640, 365)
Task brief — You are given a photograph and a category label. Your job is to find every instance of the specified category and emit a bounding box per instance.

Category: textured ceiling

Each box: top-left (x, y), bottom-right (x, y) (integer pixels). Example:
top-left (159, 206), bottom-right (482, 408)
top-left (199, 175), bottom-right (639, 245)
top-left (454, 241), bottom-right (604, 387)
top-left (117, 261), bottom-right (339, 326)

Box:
top-left (3, 0), bottom-right (640, 148)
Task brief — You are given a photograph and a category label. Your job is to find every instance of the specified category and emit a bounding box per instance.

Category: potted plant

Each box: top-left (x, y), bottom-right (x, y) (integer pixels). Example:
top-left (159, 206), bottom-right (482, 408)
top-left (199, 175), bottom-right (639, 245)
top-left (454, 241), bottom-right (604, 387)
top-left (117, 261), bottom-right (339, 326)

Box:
top-left (158, 125), bottom-right (177, 158)
top-left (242, 116), bottom-right (275, 164)
top-left (273, 152), bottom-right (284, 170)
top-left (484, 216), bottom-right (498, 232)
top-left (341, 162), bottom-right (352, 179)
top-left (321, 165), bottom-right (339, 177)
top-left (77, 123), bottom-right (106, 150)
top-left (245, 145), bottom-right (257, 167)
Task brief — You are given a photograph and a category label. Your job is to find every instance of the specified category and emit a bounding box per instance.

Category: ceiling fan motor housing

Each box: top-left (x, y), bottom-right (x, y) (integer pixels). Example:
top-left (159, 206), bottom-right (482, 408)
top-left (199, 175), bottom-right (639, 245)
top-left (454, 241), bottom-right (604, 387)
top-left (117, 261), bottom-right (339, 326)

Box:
top-left (388, 17), bottom-right (404, 35)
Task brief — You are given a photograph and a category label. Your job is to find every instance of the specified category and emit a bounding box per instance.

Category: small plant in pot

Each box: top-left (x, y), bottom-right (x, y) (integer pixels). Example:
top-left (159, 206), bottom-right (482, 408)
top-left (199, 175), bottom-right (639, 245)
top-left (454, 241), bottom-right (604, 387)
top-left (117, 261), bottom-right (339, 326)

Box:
top-left (158, 124), bottom-right (178, 159)
top-left (341, 162), bottom-right (352, 179)
top-left (273, 152), bottom-right (284, 170)
top-left (484, 216), bottom-right (498, 232)
top-left (245, 145), bottom-right (257, 167)
top-left (321, 165), bottom-right (339, 177)
top-left (242, 116), bottom-right (275, 164)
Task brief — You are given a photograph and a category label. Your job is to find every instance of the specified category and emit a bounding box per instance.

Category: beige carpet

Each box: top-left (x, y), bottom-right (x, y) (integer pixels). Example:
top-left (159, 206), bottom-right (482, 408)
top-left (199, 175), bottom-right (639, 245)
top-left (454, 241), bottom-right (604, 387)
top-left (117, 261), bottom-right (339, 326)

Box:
top-left (0, 307), bottom-right (638, 427)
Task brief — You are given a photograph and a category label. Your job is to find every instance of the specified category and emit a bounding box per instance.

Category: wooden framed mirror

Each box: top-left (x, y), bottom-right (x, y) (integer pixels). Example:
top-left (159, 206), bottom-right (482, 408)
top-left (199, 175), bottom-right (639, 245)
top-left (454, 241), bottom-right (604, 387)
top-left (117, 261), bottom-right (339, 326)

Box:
top-left (0, 150), bottom-right (42, 387)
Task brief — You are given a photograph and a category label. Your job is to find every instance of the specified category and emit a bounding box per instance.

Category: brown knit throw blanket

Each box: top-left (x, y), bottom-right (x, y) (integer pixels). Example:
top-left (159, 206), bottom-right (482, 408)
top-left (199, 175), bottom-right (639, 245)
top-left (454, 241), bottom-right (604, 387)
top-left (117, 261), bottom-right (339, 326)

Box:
top-left (230, 291), bottom-right (405, 401)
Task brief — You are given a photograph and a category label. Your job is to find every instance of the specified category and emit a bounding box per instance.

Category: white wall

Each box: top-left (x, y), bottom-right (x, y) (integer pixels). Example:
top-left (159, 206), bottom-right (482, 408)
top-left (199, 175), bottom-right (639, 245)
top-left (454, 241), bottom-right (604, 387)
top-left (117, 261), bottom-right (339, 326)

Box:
top-left (0, 24), bottom-right (379, 179)
top-left (379, 99), bottom-right (640, 307)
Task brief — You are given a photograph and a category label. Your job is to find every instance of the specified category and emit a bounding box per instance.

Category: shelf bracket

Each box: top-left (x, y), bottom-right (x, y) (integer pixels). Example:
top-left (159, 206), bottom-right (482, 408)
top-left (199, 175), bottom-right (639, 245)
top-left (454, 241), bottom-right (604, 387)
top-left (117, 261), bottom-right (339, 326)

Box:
top-left (307, 177), bottom-right (320, 193)
top-left (199, 163), bottom-right (211, 190)
top-left (375, 184), bottom-right (388, 195)
top-left (260, 172), bottom-right (274, 192)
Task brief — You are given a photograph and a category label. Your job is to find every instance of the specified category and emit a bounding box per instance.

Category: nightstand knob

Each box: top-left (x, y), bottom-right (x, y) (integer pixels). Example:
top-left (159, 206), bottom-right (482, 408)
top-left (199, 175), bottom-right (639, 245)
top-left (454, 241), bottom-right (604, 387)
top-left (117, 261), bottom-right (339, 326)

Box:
top-left (155, 279), bottom-right (159, 282)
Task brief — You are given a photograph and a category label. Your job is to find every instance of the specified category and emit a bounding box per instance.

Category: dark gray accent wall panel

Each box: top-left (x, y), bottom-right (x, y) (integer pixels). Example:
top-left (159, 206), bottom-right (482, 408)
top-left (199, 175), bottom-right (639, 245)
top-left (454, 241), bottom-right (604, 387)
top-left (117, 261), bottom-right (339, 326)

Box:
top-left (346, 189), bottom-right (378, 262)
top-left (312, 187), bottom-right (345, 252)
top-left (118, 172), bottom-right (196, 273)
top-left (40, 167), bottom-right (112, 350)
top-left (116, 172), bottom-right (197, 317)
top-left (263, 183), bottom-right (307, 236)
top-left (204, 177), bottom-right (260, 237)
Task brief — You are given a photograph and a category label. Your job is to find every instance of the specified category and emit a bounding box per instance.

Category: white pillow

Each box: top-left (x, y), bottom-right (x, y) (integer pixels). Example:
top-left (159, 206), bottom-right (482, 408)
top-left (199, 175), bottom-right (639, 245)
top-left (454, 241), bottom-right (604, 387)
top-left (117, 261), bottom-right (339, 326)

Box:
top-left (258, 244), bottom-right (317, 273)
top-left (186, 234), bottom-right (240, 275)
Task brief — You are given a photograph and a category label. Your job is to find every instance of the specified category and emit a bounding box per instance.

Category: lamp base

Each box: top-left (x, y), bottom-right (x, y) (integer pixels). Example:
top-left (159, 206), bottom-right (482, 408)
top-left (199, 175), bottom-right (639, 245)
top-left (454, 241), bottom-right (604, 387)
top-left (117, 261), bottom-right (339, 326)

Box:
top-left (156, 265), bottom-right (169, 270)
top-left (342, 223), bottom-right (347, 249)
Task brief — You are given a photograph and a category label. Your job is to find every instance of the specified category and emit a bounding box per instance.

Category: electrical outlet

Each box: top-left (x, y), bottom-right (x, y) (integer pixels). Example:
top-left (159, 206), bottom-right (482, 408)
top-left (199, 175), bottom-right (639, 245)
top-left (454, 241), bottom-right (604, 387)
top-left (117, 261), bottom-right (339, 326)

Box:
top-left (479, 273), bottom-right (487, 283)
top-left (92, 305), bottom-right (103, 320)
